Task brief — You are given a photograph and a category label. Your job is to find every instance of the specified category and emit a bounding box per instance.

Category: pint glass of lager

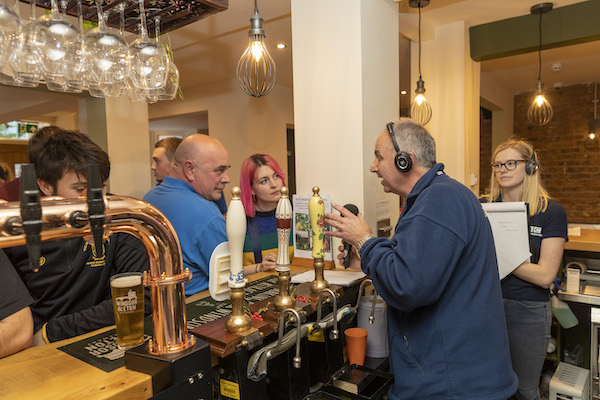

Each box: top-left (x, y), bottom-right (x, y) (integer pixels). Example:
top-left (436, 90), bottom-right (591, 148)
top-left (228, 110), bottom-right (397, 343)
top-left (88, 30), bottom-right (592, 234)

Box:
top-left (110, 272), bottom-right (144, 349)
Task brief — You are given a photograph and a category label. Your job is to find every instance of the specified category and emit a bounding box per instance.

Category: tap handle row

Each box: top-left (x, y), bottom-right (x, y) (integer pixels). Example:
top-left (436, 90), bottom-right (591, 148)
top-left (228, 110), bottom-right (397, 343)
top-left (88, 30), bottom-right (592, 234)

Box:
top-left (19, 164), bottom-right (42, 272)
top-left (86, 165), bottom-right (105, 258)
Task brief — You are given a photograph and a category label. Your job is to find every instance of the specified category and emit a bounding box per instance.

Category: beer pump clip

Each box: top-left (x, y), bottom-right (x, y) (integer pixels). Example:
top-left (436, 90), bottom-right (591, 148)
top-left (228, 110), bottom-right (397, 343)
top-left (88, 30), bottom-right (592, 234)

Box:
top-left (208, 241), bottom-right (232, 301)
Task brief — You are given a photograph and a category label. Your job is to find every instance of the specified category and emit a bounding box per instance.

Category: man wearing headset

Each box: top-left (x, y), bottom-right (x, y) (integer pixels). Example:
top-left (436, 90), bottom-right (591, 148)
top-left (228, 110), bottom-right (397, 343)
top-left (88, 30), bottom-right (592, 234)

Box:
top-left (325, 119), bottom-right (517, 400)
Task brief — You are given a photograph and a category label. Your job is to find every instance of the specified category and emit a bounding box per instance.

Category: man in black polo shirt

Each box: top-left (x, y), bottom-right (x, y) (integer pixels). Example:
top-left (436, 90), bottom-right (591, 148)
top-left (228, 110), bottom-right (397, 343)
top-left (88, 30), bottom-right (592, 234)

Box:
top-left (4, 127), bottom-right (150, 345)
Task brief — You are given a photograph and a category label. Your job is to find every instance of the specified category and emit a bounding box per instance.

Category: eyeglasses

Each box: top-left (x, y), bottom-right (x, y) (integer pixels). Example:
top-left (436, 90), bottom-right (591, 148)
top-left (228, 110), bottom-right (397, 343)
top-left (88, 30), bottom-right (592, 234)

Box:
top-left (491, 160), bottom-right (527, 172)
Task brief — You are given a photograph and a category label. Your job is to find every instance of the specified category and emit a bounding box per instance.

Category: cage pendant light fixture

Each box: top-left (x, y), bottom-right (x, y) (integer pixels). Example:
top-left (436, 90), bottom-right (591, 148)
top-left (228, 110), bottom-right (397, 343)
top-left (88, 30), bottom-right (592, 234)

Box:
top-left (236, 0), bottom-right (277, 98)
top-left (527, 3), bottom-right (554, 126)
top-left (585, 82), bottom-right (600, 149)
top-left (409, 0), bottom-right (432, 126)
top-left (589, 82), bottom-right (599, 139)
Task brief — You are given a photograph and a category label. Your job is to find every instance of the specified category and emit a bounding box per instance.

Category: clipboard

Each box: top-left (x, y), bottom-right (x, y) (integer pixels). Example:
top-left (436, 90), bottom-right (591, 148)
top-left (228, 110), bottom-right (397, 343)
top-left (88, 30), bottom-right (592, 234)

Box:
top-left (481, 202), bottom-right (532, 279)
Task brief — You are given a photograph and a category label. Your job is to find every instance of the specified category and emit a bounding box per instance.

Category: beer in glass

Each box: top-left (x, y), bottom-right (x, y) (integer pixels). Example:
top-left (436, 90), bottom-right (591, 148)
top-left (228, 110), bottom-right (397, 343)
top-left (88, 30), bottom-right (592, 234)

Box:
top-left (110, 272), bottom-right (144, 349)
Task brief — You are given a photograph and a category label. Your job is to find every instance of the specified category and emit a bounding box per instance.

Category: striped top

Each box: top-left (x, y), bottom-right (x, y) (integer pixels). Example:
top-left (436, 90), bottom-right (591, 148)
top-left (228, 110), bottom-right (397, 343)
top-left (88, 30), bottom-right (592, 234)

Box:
top-left (242, 209), bottom-right (293, 266)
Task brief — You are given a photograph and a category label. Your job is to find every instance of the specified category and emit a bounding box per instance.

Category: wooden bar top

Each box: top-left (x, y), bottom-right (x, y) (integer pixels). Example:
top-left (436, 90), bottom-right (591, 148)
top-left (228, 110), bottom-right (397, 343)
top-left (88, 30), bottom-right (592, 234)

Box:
top-left (565, 229), bottom-right (600, 253)
top-left (0, 326), bottom-right (152, 400)
top-left (0, 266), bottom-right (315, 400)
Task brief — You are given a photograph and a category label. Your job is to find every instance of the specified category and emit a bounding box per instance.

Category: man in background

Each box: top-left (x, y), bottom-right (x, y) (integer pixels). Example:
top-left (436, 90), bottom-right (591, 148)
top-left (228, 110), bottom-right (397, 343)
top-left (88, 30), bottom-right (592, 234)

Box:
top-left (144, 134), bottom-right (230, 296)
top-left (150, 136), bottom-right (227, 215)
top-left (0, 161), bottom-right (13, 187)
top-left (152, 137), bottom-right (182, 183)
top-left (0, 126), bottom-right (63, 201)
top-left (4, 127), bottom-right (151, 345)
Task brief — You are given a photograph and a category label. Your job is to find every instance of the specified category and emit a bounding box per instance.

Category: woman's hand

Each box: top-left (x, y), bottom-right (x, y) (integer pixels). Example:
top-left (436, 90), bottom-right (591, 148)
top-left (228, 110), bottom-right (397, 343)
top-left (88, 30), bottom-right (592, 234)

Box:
top-left (259, 252), bottom-right (277, 272)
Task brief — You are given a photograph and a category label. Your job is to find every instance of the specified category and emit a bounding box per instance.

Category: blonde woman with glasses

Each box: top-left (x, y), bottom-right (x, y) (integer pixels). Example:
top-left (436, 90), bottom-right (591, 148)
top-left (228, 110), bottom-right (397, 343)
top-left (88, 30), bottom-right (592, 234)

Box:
top-left (483, 139), bottom-right (567, 400)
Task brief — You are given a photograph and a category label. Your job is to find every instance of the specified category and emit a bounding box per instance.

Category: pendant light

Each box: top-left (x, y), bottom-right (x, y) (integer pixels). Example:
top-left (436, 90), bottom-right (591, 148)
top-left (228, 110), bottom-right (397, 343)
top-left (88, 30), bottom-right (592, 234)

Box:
top-left (236, 0), bottom-right (277, 98)
top-left (527, 3), bottom-right (553, 126)
top-left (585, 82), bottom-right (599, 150)
top-left (409, 0), bottom-right (432, 126)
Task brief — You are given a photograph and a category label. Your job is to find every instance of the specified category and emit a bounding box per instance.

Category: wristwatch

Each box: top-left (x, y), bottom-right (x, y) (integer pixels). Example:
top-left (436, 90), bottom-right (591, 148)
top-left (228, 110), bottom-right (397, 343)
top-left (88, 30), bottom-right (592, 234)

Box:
top-left (356, 234), bottom-right (375, 256)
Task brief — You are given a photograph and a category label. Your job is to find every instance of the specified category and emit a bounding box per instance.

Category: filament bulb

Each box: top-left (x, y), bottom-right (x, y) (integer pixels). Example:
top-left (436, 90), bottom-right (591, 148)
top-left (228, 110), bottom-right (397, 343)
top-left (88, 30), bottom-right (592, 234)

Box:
top-left (251, 40), bottom-right (264, 62)
top-left (535, 95), bottom-right (545, 107)
top-left (414, 93), bottom-right (426, 106)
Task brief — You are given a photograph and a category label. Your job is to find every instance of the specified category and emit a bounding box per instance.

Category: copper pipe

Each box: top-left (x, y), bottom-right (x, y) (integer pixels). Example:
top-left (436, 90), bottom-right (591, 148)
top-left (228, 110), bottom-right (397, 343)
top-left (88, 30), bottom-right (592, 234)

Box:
top-left (0, 195), bottom-right (194, 355)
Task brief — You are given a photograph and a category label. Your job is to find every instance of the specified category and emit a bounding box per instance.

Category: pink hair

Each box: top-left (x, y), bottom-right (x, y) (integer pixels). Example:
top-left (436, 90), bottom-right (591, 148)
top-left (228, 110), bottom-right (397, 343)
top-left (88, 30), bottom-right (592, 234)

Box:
top-left (240, 154), bottom-right (286, 217)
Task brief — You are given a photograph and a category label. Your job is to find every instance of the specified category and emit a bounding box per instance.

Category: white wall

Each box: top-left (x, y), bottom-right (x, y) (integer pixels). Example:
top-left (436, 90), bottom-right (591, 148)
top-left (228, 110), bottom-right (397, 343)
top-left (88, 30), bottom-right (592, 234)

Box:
top-left (480, 71), bottom-right (514, 149)
top-left (79, 97), bottom-right (151, 199)
top-left (292, 0), bottom-right (400, 266)
top-left (410, 21), bottom-right (480, 193)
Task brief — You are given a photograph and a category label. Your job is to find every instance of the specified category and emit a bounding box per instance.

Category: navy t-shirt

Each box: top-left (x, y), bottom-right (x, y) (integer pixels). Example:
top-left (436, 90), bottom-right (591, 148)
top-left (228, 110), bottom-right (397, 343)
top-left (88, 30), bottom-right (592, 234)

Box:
top-left (500, 199), bottom-right (568, 301)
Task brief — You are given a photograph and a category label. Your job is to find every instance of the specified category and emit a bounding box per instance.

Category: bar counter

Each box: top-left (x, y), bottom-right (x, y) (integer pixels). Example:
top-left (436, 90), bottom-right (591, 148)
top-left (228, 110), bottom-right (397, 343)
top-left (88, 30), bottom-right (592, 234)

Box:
top-left (565, 228), bottom-right (600, 253)
top-left (0, 269), bottom-right (287, 400)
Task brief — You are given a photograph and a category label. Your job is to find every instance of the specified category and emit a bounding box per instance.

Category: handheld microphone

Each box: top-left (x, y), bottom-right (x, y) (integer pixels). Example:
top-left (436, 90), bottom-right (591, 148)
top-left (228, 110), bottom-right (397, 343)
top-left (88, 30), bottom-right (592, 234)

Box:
top-left (342, 204), bottom-right (359, 268)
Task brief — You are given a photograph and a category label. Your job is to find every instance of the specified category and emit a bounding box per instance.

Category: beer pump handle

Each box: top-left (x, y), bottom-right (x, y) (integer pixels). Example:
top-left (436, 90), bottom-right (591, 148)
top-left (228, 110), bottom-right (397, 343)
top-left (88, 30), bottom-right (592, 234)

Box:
top-left (309, 186), bottom-right (325, 259)
top-left (87, 164), bottom-right (105, 258)
top-left (19, 164), bottom-right (42, 272)
top-left (275, 187), bottom-right (292, 272)
top-left (226, 187), bottom-right (247, 288)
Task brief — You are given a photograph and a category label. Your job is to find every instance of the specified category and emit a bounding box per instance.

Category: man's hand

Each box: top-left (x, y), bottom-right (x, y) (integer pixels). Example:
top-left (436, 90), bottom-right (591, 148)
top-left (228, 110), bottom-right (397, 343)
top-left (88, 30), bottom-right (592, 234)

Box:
top-left (325, 203), bottom-right (373, 246)
top-left (336, 244), bottom-right (362, 270)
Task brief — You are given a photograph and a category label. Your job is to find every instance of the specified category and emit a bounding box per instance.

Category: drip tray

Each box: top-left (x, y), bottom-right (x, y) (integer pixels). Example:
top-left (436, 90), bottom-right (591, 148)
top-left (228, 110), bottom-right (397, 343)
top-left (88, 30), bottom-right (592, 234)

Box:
top-left (304, 364), bottom-right (393, 400)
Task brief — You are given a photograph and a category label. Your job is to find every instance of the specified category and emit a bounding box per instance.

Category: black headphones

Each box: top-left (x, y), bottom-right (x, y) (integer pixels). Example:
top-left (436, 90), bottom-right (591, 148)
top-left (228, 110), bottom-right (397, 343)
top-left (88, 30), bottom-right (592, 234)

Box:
top-left (386, 122), bottom-right (412, 172)
top-left (525, 151), bottom-right (539, 175)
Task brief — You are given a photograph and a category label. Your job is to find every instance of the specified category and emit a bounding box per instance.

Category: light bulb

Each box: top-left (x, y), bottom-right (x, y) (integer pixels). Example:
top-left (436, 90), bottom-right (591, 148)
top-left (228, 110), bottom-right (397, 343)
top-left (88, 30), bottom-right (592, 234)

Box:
top-left (410, 96), bottom-right (432, 126)
top-left (250, 40), bottom-right (263, 62)
top-left (235, 8), bottom-right (277, 97)
top-left (590, 133), bottom-right (596, 140)
top-left (414, 93), bottom-right (426, 106)
top-left (527, 80), bottom-right (553, 126)
top-left (410, 78), bottom-right (432, 125)
top-left (535, 95), bottom-right (545, 107)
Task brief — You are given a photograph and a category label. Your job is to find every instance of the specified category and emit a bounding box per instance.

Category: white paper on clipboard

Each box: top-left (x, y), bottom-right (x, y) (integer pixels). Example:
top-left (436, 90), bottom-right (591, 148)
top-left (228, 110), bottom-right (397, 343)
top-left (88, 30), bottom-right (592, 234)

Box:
top-left (481, 202), bottom-right (532, 280)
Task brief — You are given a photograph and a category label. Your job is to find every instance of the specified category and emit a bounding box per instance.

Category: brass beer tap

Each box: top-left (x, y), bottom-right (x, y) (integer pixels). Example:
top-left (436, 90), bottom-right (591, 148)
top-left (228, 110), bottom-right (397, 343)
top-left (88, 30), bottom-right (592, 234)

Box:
top-left (309, 186), bottom-right (329, 294)
top-left (225, 187), bottom-right (252, 333)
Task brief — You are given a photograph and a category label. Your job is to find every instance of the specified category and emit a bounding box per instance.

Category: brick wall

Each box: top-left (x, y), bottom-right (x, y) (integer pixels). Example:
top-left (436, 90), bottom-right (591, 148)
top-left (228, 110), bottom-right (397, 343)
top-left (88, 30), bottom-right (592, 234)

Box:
top-left (479, 107), bottom-right (493, 196)
top-left (513, 83), bottom-right (600, 224)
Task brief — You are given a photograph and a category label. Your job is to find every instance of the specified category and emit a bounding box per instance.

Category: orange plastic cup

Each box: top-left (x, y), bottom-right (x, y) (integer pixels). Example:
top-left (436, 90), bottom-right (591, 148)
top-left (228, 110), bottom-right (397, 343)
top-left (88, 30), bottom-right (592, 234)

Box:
top-left (345, 327), bottom-right (368, 366)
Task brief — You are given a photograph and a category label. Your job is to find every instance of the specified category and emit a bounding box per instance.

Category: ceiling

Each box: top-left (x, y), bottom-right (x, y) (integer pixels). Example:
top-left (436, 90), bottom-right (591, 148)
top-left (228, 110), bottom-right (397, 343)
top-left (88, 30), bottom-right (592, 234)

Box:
top-left (2, 0), bottom-right (599, 126)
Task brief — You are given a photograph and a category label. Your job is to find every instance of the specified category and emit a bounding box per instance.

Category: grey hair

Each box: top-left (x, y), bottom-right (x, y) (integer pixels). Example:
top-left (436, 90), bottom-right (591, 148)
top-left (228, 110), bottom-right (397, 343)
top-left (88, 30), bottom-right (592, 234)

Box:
top-left (389, 118), bottom-right (436, 169)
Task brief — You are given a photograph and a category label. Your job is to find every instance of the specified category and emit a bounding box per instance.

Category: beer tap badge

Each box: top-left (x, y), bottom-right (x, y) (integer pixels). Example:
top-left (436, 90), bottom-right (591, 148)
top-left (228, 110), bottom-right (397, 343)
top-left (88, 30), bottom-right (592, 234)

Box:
top-left (112, 275), bottom-right (141, 314)
top-left (116, 289), bottom-right (138, 313)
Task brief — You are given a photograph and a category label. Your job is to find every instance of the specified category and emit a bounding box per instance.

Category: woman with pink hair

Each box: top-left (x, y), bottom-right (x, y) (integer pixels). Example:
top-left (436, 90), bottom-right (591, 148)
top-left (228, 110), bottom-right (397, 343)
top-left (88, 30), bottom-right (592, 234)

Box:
top-left (239, 154), bottom-right (293, 276)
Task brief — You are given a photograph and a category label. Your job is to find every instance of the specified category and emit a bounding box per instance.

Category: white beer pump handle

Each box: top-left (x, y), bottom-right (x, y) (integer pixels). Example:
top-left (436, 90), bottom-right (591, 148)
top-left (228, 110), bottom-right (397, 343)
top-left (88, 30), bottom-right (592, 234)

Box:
top-left (226, 187), bottom-right (247, 289)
